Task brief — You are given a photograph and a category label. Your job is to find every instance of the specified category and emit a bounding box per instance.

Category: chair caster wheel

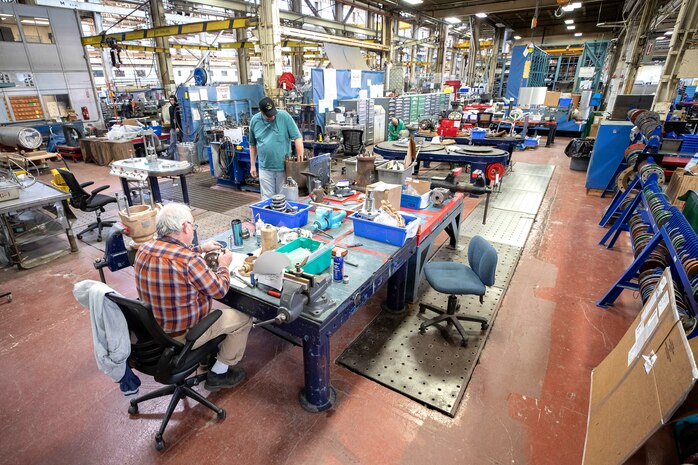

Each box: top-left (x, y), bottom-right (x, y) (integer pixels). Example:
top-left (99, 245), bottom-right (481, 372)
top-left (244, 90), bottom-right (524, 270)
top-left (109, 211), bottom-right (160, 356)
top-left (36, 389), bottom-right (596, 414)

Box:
top-left (460, 340), bottom-right (468, 348)
top-left (481, 323), bottom-right (489, 331)
top-left (419, 326), bottom-right (426, 335)
top-left (155, 436), bottom-right (165, 451)
top-left (128, 403), bottom-right (138, 415)
top-left (97, 237), bottom-right (102, 242)
top-left (217, 409), bottom-right (226, 420)
top-left (77, 234), bottom-right (83, 240)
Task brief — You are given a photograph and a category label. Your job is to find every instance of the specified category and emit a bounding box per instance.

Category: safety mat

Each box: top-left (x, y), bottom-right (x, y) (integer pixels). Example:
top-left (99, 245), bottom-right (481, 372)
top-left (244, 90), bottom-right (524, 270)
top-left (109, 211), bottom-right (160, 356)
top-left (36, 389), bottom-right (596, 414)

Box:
top-left (158, 172), bottom-right (259, 213)
top-left (337, 162), bottom-right (553, 415)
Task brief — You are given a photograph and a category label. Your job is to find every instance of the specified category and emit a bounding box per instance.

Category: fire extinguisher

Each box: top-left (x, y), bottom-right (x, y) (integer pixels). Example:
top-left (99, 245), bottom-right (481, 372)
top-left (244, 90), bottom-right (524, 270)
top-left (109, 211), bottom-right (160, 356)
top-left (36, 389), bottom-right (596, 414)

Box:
top-left (81, 106), bottom-right (90, 120)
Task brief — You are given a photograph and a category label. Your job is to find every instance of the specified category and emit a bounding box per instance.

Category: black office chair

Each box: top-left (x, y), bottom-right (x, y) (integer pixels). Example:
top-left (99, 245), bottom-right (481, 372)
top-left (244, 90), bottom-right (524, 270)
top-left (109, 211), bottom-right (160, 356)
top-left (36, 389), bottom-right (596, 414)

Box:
top-left (341, 129), bottom-right (364, 157)
top-left (105, 293), bottom-right (227, 451)
top-left (58, 168), bottom-right (116, 241)
top-left (418, 235), bottom-right (498, 346)
top-left (476, 112), bottom-right (493, 128)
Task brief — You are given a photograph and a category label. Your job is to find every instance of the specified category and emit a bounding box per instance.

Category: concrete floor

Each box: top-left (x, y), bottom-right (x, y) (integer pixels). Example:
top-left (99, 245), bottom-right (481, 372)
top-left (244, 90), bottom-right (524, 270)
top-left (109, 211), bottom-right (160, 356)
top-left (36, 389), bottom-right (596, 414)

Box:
top-left (0, 140), bottom-right (647, 465)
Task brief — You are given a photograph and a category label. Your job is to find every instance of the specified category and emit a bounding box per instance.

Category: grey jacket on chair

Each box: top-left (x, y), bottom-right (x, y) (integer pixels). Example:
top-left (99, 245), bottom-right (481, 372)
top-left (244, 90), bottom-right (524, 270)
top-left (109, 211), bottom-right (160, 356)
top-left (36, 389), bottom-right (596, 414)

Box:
top-left (73, 280), bottom-right (130, 382)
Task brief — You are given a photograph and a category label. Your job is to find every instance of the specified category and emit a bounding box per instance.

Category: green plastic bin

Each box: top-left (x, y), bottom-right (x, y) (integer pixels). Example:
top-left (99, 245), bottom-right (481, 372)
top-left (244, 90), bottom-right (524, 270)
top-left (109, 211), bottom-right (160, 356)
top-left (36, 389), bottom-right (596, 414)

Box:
top-left (277, 237), bottom-right (332, 274)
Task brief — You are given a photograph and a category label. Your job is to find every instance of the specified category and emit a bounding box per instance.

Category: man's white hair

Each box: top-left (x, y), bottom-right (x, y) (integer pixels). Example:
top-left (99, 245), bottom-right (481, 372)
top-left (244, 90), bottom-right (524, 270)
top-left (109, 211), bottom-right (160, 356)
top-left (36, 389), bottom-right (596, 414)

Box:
top-left (156, 202), bottom-right (193, 238)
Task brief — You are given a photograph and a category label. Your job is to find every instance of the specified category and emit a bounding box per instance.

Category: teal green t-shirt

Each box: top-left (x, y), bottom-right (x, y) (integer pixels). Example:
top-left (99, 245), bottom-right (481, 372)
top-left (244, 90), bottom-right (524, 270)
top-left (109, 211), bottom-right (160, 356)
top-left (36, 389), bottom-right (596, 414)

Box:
top-left (248, 110), bottom-right (302, 171)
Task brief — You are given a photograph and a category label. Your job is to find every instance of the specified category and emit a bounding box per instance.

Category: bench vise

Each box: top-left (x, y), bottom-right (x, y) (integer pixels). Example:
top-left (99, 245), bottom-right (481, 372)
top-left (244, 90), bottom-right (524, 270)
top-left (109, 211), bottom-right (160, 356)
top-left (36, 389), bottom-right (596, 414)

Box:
top-left (257, 270), bottom-right (335, 327)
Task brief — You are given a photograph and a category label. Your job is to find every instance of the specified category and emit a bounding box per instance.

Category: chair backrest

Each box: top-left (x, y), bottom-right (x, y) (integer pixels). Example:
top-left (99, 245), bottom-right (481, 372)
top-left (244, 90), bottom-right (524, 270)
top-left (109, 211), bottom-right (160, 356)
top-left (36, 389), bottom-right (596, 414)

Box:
top-left (477, 112), bottom-right (493, 128)
top-left (342, 129), bottom-right (364, 156)
top-left (105, 293), bottom-right (181, 377)
top-left (468, 235), bottom-right (498, 287)
top-left (58, 168), bottom-right (89, 209)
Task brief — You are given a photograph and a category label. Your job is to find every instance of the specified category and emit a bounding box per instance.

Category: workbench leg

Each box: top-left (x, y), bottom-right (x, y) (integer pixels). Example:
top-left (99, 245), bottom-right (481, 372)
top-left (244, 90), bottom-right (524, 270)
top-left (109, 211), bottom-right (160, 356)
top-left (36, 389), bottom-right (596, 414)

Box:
top-left (299, 333), bottom-right (336, 413)
top-left (56, 200), bottom-right (78, 252)
top-left (120, 178), bottom-right (134, 206)
top-left (383, 261), bottom-right (408, 313)
top-left (148, 176), bottom-right (162, 203)
top-left (179, 174), bottom-right (190, 206)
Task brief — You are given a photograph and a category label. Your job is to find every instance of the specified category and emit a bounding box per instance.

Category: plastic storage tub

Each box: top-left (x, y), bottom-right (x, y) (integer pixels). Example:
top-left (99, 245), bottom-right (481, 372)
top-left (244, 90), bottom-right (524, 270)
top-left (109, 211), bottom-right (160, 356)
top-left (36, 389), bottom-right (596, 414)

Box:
top-left (471, 128), bottom-right (487, 139)
top-left (349, 212), bottom-right (420, 246)
top-left (401, 188), bottom-right (431, 210)
top-left (376, 163), bottom-right (415, 185)
top-left (277, 237), bottom-right (331, 274)
top-left (249, 199), bottom-right (312, 228)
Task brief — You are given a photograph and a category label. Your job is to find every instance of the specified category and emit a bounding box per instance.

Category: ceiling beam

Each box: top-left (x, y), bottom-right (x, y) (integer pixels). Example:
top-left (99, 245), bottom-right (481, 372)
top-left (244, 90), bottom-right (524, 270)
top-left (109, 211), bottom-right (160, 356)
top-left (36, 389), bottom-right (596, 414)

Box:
top-left (427, 0), bottom-right (559, 17)
top-left (280, 25), bottom-right (388, 51)
top-left (33, 0), bottom-right (202, 24)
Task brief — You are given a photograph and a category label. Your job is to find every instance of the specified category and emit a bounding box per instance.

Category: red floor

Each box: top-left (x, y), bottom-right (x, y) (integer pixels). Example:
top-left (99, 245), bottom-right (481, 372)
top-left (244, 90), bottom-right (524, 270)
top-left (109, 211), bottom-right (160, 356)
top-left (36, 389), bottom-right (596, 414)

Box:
top-left (0, 141), bottom-right (645, 465)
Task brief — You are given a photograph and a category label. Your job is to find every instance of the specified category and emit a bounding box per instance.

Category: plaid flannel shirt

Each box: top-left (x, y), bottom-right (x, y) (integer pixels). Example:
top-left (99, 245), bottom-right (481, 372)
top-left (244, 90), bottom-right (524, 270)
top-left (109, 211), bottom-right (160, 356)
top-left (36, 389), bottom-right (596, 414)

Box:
top-left (134, 236), bottom-right (230, 334)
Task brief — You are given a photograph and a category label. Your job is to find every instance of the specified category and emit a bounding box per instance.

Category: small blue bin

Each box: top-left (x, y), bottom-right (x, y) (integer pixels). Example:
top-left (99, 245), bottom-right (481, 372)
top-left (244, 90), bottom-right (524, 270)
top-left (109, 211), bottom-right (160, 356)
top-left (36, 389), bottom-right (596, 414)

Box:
top-left (250, 199), bottom-right (312, 228)
top-left (349, 212), bottom-right (420, 246)
top-left (559, 98), bottom-right (573, 107)
top-left (471, 128), bottom-right (486, 140)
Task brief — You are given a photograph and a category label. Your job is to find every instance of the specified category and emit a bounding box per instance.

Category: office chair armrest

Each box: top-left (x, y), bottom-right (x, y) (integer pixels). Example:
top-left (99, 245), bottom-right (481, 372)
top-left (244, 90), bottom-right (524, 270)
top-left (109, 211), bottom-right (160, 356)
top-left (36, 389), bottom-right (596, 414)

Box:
top-left (80, 181), bottom-right (95, 188)
top-left (171, 310), bottom-right (222, 368)
top-left (90, 185), bottom-right (110, 196)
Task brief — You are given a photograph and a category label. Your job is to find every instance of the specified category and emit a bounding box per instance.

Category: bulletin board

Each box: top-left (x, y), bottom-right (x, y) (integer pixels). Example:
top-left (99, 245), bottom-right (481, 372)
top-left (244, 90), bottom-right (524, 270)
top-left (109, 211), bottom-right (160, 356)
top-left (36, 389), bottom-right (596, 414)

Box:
top-left (311, 68), bottom-right (385, 129)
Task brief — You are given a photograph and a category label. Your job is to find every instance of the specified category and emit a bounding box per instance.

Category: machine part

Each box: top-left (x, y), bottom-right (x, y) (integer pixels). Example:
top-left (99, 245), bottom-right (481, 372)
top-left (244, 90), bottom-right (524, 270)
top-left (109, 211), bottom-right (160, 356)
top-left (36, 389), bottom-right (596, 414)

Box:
top-left (313, 207), bottom-right (347, 231)
top-left (93, 225), bottom-right (134, 283)
top-left (260, 224), bottom-right (279, 253)
top-left (419, 119), bottom-right (436, 132)
top-left (281, 177), bottom-right (299, 202)
top-left (310, 179), bottom-right (325, 204)
top-left (381, 200), bottom-right (405, 227)
top-left (203, 250), bottom-right (224, 269)
top-left (355, 154), bottom-right (378, 187)
top-left (448, 111), bottom-right (463, 121)
top-left (616, 166), bottom-right (636, 192)
top-left (0, 127), bottom-right (42, 150)
top-left (231, 271), bottom-right (253, 288)
top-left (270, 194), bottom-right (288, 212)
top-left (430, 187), bottom-right (453, 207)
top-left (639, 163), bottom-right (666, 185)
top-left (193, 67), bottom-right (208, 86)
top-left (343, 275), bottom-right (349, 283)
top-left (453, 145), bottom-right (496, 154)
top-left (431, 170), bottom-right (492, 223)
top-left (486, 163), bottom-right (505, 183)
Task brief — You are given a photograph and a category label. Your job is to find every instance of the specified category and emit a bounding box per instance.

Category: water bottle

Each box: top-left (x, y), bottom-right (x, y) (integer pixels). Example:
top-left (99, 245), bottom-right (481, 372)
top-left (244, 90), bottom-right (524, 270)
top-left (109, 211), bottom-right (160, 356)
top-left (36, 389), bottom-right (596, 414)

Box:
top-left (255, 215), bottom-right (264, 246)
top-left (231, 219), bottom-right (244, 249)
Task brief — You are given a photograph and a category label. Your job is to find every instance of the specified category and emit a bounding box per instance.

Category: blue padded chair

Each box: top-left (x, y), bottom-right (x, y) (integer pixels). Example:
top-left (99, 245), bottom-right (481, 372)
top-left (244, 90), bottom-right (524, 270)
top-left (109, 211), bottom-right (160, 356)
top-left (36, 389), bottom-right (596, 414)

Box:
top-left (418, 235), bottom-right (498, 346)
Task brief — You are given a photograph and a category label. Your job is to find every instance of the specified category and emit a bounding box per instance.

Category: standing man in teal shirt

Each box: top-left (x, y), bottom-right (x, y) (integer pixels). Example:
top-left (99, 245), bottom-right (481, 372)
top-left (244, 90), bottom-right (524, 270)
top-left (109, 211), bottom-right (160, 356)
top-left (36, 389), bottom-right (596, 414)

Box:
top-left (248, 97), bottom-right (304, 200)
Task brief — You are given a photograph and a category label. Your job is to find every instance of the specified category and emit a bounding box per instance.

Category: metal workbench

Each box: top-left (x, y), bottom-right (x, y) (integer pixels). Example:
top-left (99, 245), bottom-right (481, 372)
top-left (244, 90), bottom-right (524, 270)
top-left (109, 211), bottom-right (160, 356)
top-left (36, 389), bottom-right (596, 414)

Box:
top-left (209, 194), bottom-right (464, 412)
top-left (110, 158), bottom-right (194, 206)
top-left (0, 181), bottom-right (78, 269)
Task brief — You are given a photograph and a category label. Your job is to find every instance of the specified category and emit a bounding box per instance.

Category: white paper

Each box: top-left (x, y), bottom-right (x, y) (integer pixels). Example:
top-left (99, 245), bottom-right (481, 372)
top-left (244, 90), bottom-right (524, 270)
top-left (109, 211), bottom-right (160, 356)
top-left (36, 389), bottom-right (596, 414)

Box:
top-left (370, 84), bottom-right (383, 99)
top-left (643, 351), bottom-right (658, 374)
top-left (228, 252), bottom-right (251, 288)
top-left (216, 110), bottom-right (226, 122)
top-left (628, 342), bottom-right (640, 366)
top-left (191, 109), bottom-right (200, 121)
top-left (199, 88), bottom-right (209, 101)
top-left (358, 89), bottom-right (368, 99)
top-left (645, 309), bottom-right (660, 336)
top-left (189, 92), bottom-right (200, 102)
top-left (658, 292), bottom-right (670, 317)
top-left (216, 86), bottom-right (230, 101)
top-left (658, 275), bottom-right (668, 292)
top-left (642, 291), bottom-right (659, 322)
top-left (323, 68), bottom-right (337, 100)
top-left (634, 322), bottom-right (645, 343)
top-left (350, 70), bottom-right (361, 88)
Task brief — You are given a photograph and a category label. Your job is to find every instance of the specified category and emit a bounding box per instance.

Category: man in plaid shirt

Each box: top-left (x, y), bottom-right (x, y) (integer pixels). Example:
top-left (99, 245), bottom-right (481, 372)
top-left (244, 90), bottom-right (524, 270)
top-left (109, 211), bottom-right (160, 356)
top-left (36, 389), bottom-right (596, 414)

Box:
top-left (135, 203), bottom-right (252, 391)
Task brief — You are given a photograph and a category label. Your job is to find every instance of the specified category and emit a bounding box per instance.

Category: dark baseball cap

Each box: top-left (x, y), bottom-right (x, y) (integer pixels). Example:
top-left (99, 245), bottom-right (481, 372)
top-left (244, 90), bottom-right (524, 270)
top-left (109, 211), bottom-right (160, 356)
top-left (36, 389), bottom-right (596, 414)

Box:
top-left (259, 97), bottom-right (277, 117)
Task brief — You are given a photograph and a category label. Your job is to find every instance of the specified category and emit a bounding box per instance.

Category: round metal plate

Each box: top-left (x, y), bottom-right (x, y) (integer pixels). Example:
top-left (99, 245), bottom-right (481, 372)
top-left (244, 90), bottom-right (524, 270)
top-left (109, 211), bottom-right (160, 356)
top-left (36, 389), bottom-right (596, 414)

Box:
top-left (457, 145), bottom-right (494, 153)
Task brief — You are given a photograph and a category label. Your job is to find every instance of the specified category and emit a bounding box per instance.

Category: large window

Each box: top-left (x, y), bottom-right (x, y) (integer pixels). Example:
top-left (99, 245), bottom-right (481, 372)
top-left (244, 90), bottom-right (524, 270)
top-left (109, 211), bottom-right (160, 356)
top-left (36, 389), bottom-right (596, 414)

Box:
top-left (0, 13), bottom-right (20, 42)
top-left (19, 16), bottom-right (54, 44)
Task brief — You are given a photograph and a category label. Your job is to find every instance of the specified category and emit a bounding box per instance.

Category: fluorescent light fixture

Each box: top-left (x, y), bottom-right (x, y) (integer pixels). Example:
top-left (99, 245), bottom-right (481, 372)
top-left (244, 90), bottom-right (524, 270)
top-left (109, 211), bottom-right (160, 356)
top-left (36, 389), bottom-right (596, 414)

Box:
top-left (571, 2), bottom-right (582, 7)
top-left (403, 0), bottom-right (424, 5)
top-left (562, 5), bottom-right (574, 11)
top-left (574, 32), bottom-right (583, 37)
top-left (564, 19), bottom-right (574, 24)
top-left (664, 30), bottom-right (673, 35)
top-left (444, 17), bottom-right (462, 24)
top-left (566, 25), bottom-right (576, 30)
top-left (513, 35), bottom-right (522, 40)
top-left (0, 14), bottom-right (12, 17)
top-left (475, 13), bottom-right (487, 18)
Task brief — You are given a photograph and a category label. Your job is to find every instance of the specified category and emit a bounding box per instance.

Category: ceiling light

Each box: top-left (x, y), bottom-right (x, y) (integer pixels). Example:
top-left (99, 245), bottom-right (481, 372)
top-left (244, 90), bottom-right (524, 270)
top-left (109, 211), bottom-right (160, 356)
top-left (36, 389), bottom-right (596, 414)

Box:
top-left (475, 13), bottom-right (487, 18)
top-left (664, 30), bottom-right (673, 35)
top-left (574, 32), bottom-right (582, 37)
top-left (513, 35), bottom-right (522, 40)
top-left (566, 25), bottom-right (576, 30)
top-left (564, 19), bottom-right (574, 24)
top-left (562, 5), bottom-right (574, 11)
top-left (571, 2), bottom-right (582, 7)
top-left (0, 14), bottom-right (12, 17)
top-left (402, 0), bottom-right (424, 5)
top-left (444, 17), bottom-right (462, 24)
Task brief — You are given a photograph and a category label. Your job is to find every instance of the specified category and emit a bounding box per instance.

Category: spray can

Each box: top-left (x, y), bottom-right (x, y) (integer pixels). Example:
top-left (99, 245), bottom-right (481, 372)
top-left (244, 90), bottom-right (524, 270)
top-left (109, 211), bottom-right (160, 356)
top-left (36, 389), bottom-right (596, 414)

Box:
top-left (231, 219), bottom-right (244, 248)
top-left (332, 247), bottom-right (347, 282)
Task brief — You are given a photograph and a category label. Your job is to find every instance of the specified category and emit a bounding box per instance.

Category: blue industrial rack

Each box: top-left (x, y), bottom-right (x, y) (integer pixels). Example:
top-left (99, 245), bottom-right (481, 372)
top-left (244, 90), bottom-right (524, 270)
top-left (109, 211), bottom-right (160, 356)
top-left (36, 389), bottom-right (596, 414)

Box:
top-left (574, 41), bottom-right (610, 93)
top-left (505, 45), bottom-right (550, 104)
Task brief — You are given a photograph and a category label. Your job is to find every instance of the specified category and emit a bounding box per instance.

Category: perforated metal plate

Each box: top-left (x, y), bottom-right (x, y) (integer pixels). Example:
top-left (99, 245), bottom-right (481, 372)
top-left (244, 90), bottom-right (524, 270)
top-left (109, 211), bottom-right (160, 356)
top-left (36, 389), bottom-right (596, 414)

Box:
top-left (337, 287), bottom-right (504, 417)
top-left (490, 189), bottom-right (546, 215)
top-left (501, 173), bottom-right (552, 193)
top-left (459, 205), bottom-right (535, 247)
top-left (512, 162), bottom-right (555, 178)
top-left (194, 211), bottom-right (240, 242)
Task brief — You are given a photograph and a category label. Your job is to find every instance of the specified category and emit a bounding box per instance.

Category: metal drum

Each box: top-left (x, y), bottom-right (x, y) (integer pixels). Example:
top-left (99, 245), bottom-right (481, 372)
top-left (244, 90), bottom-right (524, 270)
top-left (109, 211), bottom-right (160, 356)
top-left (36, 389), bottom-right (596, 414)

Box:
top-left (0, 127), bottom-right (42, 150)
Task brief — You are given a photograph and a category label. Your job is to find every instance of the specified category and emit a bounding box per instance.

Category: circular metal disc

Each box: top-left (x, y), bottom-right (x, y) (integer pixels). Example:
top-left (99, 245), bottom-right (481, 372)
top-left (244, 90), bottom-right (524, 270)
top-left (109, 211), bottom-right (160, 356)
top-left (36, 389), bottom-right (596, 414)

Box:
top-left (456, 145), bottom-right (495, 153)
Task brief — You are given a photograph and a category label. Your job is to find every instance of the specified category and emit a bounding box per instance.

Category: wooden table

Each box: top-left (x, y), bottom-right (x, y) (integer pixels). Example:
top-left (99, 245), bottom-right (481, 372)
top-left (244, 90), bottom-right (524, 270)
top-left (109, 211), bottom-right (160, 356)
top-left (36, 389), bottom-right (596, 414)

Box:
top-left (79, 138), bottom-right (135, 166)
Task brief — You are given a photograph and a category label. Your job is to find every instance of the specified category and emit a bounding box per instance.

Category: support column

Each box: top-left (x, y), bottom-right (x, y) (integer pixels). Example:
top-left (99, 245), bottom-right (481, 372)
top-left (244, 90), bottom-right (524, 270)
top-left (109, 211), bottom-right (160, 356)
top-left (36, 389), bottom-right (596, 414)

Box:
top-left (382, 15), bottom-right (394, 93)
top-left (622, 0), bottom-right (659, 94)
top-left (487, 27), bottom-right (504, 94)
top-left (466, 18), bottom-right (480, 87)
top-left (434, 24), bottom-right (448, 82)
top-left (148, 0), bottom-right (174, 94)
top-left (291, 0), bottom-right (304, 78)
top-left (235, 12), bottom-right (249, 84)
top-left (653, 0), bottom-right (698, 115)
top-left (259, 0), bottom-right (282, 97)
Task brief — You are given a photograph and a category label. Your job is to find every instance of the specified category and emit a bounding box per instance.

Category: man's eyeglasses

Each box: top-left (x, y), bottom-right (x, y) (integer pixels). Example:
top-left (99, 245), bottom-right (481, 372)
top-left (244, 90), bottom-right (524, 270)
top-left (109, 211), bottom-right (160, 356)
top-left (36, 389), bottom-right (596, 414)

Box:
top-left (184, 221), bottom-right (198, 231)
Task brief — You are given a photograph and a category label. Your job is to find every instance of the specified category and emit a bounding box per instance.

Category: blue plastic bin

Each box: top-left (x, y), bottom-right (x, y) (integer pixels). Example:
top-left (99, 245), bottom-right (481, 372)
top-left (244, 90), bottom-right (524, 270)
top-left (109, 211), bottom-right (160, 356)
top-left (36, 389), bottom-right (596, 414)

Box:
top-left (249, 199), bottom-right (312, 228)
top-left (471, 128), bottom-right (486, 140)
top-left (348, 212), bottom-right (420, 246)
top-left (400, 189), bottom-right (431, 210)
top-left (559, 97), bottom-right (573, 107)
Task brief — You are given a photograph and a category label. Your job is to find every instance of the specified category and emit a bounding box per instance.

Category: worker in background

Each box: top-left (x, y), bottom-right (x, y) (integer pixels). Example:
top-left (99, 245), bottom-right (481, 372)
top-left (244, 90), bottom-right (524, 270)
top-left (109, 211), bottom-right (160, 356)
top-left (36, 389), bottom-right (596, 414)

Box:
top-left (248, 96), bottom-right (304, 200)
top-left (388, 117), bottom-right (406, 141)
top-left (134, 203), bottom-right (253, 392)
top-left (167, 95), bottom-right (183, 159)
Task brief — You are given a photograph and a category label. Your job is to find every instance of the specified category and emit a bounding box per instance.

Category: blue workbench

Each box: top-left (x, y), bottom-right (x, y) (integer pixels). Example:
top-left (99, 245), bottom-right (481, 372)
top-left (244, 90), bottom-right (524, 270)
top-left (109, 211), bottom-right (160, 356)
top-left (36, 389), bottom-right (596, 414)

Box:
top-left (211, 195), bottom-right (464, 412)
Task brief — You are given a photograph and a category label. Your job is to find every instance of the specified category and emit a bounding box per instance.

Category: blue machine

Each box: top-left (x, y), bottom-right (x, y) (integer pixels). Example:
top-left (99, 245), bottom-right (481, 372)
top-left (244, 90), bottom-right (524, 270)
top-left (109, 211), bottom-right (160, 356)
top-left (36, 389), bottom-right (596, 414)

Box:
top-left (208, 135), bottom-right (260, 192)
top-left (585, 121), bottom-right (634, 190)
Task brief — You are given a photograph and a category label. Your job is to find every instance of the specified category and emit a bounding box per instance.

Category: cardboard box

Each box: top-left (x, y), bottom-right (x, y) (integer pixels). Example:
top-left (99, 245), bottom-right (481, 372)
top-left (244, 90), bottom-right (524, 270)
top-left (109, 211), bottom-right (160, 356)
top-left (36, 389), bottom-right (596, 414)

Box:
top-left (589, 123), bottom-right (601, 139)
top-left (367, 181), bottom-right (402, 210)
top-left (401, 178), bottom-right (432, 209)
top-left (572, 94), bottom-right (581, 109)
top-left (665, 167), bottom-right (698, 209)
top-left (544, 91), bottom-right (561, 107)
top-left (583, 268), bottom-right (698, 465)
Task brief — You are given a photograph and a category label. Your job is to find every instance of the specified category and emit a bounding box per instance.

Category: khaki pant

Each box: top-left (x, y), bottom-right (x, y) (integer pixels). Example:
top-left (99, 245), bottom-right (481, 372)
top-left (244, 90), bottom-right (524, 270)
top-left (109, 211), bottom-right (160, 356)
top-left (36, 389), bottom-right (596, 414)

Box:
top-left (174, 307), bottom-right (253, 366)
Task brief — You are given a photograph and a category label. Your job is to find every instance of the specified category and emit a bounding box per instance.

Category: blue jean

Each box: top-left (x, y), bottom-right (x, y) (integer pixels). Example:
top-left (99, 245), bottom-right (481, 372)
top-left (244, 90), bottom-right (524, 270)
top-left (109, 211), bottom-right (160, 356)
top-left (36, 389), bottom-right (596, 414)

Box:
top-left (166, 128), bottom-right (177, 159)
top-left (258, 169), bottom-right (285, 200)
